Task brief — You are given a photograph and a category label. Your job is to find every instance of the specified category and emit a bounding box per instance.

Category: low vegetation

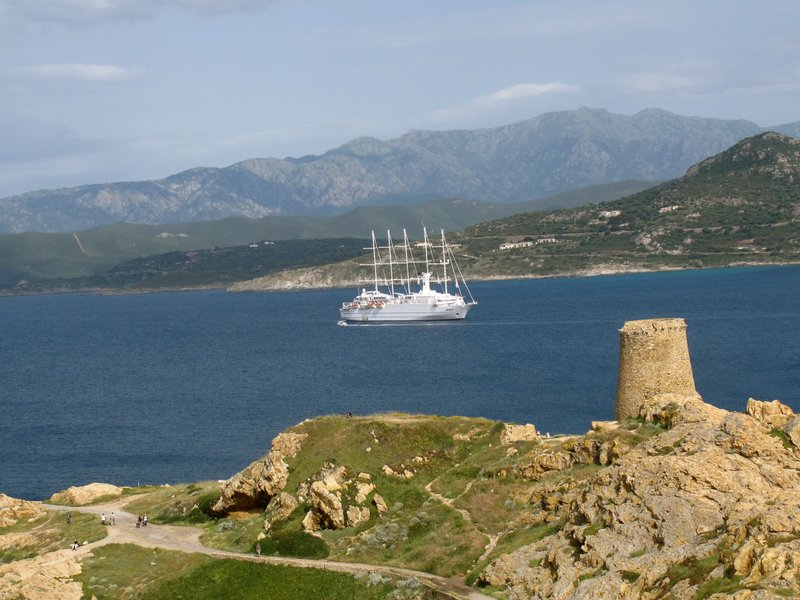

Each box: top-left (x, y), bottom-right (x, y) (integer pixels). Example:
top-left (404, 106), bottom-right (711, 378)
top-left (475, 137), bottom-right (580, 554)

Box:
top-left (75, 544), bottom-right (396, 600)
top-left (0, 510), bottom-right (106, 563)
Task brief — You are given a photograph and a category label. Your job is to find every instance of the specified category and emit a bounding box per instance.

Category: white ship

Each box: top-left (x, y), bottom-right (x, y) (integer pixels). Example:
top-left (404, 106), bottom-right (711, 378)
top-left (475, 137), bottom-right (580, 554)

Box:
top-left (339, 228), bottom-right (477, 323)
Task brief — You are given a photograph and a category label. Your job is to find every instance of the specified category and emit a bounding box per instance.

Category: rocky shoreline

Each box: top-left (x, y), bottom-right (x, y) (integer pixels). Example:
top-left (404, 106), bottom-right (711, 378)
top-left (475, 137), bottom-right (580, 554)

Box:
top-left (226, 260), bottom-right (799, 293)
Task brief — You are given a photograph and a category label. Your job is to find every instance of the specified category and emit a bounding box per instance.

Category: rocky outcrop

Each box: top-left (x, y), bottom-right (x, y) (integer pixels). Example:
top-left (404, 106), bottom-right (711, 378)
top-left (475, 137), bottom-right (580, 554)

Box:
top-left (501, 423), bottom-right (539, 444)
top-left (481, 393), bottom-right (800, 599)
top-left (346, 506), bottom-right (371, 528)
top-left (48, 483), bottom-right (123, 506)
top-left (373, 493), bottom-right (389, 514)
top-left (746, 397), bottom-right (795, 429)
top-left (0, 549), bottom-right (83, 600)
top-left (302, 481), bottom-right (345, 532)
top-left (263, 492), bottom-right (298, 531)
top-left (212, 432), bottom-right (307, 514)
top-left (299, 462), bottom-right (380, 532)
top-left (0, 494), bottom-right (46, 527)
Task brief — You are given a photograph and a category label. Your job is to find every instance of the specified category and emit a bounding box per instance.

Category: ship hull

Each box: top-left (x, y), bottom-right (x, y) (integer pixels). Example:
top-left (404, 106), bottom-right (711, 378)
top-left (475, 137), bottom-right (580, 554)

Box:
top-left (339, 301), bottom-right (473, 323)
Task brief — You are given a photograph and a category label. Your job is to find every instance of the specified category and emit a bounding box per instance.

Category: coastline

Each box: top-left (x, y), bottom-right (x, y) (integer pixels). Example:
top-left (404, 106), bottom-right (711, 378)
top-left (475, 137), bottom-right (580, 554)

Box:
top-left (2, 259), bottom-right (798, 298)
top-left (226, 258), bottom-right (800, 293)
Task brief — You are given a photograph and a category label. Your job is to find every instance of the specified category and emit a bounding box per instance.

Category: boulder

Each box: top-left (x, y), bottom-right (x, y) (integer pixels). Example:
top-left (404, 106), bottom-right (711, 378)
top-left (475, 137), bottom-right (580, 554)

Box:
top-left (373, 493), bottom-right (389, 514)
top-left (0, 494), bottom-right (46, 526)
top-left (263, 492), bottom-right (298, 530)
top-left (501, 423), bottom-right (538, 444)
top-left (638, 392), bottom-right (726, 428)
top-left (302, 481), bottom-right (345, 531)
top-left (346, 505), bottom-right (370, 528)
top-left (355, 481), bottom-right (375, 504)
top-left (49, 483), bottom-right (123, 506)
top-left (746, 398), bottom-right (794, 429)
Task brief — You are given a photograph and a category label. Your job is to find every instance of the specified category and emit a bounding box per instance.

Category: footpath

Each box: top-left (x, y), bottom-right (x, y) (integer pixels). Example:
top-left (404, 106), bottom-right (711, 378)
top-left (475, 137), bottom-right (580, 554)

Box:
top-left (43, 499), bottom-right (493, 600)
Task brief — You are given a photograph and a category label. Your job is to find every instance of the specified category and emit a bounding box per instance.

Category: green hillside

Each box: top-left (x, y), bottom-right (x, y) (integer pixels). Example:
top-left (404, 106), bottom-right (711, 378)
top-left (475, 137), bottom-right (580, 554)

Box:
top-left (0, 181), bottom-right (654, 290)
top-left (455, 132), bottom-right (800, 277)
top-left (15, 239), bottom-right (369, 292)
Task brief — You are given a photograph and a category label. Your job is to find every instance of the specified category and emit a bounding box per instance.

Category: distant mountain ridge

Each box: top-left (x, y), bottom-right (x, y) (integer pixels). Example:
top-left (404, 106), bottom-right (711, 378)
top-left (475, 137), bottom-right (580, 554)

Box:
top-left (2, 107), bottom-right (799, 234)
top-left (0, 180), bottom-right (655, 287)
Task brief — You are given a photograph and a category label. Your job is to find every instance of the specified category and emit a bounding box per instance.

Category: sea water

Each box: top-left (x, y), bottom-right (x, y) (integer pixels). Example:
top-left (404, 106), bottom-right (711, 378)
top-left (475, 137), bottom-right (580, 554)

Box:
top-left (1, 266), bottom-right (799, 499)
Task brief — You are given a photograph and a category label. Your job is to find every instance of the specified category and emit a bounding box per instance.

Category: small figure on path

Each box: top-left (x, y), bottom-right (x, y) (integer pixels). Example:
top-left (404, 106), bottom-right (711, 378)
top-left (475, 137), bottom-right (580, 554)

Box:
top-left (110, 512), bottom-right (115, 526)
top-left (101, 513), bottom-right (106, 525)
top-left (136, 515), bottom-right (142, 528)
top-left (143, 514), bottom-right (148, 527)
top-left (71, 540), bottom-right (79, 551)
top-left (256, 542), bottom-right (261, 556)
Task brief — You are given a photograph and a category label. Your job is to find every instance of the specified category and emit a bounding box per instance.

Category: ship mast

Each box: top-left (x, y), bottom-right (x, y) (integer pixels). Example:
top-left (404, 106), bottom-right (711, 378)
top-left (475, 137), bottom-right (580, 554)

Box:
top-left (371, 230), bottom-right (379, 292)
top-left (387, 229), bottom-right (395, 296)
top-left (440, 229), bottom-right (449, 295)
top-left (403, 228), bottom-right (412, 294)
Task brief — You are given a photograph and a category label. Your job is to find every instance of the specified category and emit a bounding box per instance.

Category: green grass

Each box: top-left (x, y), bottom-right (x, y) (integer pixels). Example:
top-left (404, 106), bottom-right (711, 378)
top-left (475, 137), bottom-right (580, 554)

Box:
top-left (123, 482), bottom-right (221, 525)
top-left (691, 575), bottom-right (744, 599)
top-left (331, 498), bottom-right (487, 576)
top-left (769, 428), bottom-right (794, 450)
top-left (77, 544), bottom-right (207, 599)
top-left (141, 556), bottom-right (394, 600)
top-left (0, 510), bottom-right (107, 563)
top-left (77, 544), bottom-right (395, 600)
top-left (468, 520), bottom-right (564, 584)
top-left (200, 515), bottom-right (268, 554)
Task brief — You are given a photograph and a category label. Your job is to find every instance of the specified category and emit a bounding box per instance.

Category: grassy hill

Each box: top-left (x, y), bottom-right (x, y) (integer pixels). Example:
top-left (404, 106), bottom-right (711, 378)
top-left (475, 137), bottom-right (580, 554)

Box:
top-left (0, 181), bottom-right (654, 290)
top-left (452, 132), bottom-right (800, 278)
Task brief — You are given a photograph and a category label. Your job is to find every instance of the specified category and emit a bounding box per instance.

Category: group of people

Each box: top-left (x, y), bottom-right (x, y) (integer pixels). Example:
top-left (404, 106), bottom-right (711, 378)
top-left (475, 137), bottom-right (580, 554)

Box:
top-left (67, 510), bottom-right (150, 550)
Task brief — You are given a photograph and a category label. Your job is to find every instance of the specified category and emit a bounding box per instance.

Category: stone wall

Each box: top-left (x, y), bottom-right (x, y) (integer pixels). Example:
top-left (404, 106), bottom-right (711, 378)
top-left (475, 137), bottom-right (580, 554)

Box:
top-left (615, 318), bottom-right (696, 420)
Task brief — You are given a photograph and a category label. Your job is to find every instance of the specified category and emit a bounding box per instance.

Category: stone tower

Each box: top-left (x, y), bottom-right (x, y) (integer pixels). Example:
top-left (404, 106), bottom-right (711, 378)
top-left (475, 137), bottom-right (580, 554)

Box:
top-left (615, 318), bottom-right (696, 420)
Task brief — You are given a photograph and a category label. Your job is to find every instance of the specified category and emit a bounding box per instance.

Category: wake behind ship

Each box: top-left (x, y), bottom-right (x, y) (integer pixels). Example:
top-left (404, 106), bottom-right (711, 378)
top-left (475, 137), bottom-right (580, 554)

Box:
top-left (339, 228), bottom-right (477, 323)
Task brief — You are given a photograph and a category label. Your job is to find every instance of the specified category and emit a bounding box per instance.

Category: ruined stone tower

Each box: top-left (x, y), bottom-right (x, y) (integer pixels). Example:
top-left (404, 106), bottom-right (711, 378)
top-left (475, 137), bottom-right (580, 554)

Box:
top-left (615, 318), bottom-right (696, 420)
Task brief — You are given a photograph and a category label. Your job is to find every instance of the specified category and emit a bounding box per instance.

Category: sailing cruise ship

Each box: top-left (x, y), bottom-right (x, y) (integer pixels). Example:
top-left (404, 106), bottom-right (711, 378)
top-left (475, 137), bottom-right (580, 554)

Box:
top-left (339, 228), bottom-right (477, 323)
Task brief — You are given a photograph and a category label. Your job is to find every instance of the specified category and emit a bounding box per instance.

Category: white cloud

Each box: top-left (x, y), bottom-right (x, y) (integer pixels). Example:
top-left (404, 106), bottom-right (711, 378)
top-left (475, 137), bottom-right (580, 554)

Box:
top-left (623, 61), bottom-right (723, 94)
top-left (622, 59), bottom-right (800, 100)
top-left (8, 64), bottom-right (139, 82)
top-left (477, 83), bottom-right (579, 107)
top-left (428, 82), bottom-right (579, 125)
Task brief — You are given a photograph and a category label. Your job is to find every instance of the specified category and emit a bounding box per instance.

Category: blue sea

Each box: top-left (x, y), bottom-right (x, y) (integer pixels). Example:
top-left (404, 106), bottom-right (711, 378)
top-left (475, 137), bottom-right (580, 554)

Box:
top-left (2, 266), bottom-right (799, 500)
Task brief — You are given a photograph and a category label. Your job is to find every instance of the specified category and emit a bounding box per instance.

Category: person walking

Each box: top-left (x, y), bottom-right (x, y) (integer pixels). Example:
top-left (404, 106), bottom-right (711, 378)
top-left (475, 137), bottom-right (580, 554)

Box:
top-left (110, 512), bottom-right (115, 526)
top-left (101, 513), bottom-right (106, 525)
top-left (256, 542), bottom-right (261, 556)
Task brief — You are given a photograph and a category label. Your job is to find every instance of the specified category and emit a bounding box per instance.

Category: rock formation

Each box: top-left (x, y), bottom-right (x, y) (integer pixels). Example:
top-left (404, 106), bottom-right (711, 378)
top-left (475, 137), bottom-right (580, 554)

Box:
top-left (0, 549), bottom-right (84, 600)
top-left (479, 318), bottom-right (800, 599)
top-left (615, 318), bottom-right (696, 420)
top-left (263, 492), bottom-right (298, 531)
top-left (212, 432), bottom-right (307, 514)
top-left (48, 483), bottom-right (124, 506)
top-left (501, 423), bottom-right (539, 444)
top-left (0, 494), bottom-right (46, 527)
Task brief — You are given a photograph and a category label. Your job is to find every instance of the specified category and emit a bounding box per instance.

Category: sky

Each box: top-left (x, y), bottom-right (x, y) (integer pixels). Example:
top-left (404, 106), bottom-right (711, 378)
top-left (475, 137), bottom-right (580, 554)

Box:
top-left (1, 0), bottom-right (799, 198)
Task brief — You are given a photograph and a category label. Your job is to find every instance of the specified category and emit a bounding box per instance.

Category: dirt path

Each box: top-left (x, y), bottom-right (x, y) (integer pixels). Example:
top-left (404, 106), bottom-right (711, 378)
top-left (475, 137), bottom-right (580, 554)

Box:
top-left (43, 500), bottom-right (493, 600)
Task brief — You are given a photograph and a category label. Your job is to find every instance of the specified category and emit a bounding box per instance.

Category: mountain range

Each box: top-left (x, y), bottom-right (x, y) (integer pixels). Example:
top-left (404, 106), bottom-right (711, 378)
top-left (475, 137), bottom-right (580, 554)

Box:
top-left (232, 131), bottom-right (800, 292)
top-left (3, 107), bottom-right (799, 234)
